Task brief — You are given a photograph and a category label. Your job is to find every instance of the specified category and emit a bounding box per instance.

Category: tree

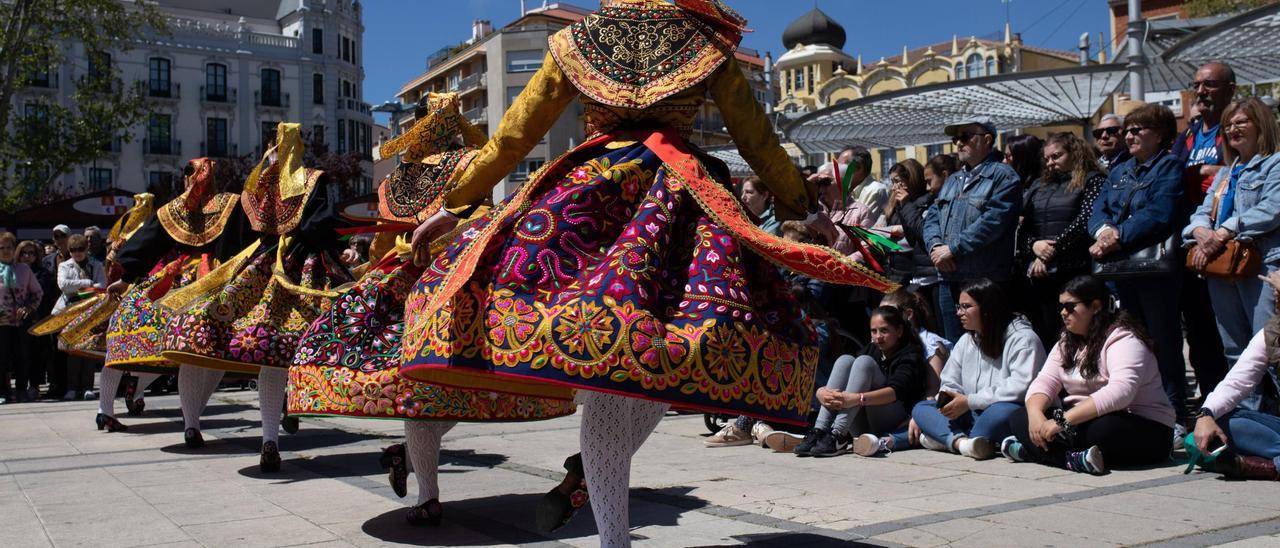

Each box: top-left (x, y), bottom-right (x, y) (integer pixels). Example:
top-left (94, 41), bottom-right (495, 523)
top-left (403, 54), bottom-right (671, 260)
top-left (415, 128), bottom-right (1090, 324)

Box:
top-left (1184, 0), bottom-right (1278, 18)
top-left (0, 0), bottom-right (168, 212)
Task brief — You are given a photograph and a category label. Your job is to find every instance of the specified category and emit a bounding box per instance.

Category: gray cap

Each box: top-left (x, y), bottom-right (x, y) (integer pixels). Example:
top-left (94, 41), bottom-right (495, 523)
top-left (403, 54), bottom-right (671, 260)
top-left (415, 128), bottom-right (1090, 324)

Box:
top-left (52, 224), bottom-right (71, 236)
top-left (944, 116), bottom-right (998, 137)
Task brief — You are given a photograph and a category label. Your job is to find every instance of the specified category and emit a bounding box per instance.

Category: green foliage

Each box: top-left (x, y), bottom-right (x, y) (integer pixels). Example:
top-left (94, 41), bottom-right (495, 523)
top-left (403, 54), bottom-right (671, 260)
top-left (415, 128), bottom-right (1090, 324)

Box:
top-left (0, 0), bottom-right (169, 212)
top-left (1184, 0), bottom-right (1278, 18)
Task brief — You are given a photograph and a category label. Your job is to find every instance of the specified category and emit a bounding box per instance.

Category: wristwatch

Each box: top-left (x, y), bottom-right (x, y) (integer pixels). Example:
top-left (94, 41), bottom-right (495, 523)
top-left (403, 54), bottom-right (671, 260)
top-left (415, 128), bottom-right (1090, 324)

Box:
top-left (1196, 407), bottom-right (1215, 420)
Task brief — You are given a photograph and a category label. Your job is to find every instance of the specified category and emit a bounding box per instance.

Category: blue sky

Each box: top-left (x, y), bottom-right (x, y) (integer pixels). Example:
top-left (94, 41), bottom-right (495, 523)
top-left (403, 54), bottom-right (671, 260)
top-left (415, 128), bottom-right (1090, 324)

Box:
top-left (362, 0), bottom-right (1111, 124)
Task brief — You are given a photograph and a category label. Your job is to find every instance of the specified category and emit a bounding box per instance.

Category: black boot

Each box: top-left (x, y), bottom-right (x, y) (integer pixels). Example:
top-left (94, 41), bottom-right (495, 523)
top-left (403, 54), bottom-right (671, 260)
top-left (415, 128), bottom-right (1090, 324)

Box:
top-left (260, 441), bottom-right (281, 473)
top-left (184, 428), bottom-right (205, 449)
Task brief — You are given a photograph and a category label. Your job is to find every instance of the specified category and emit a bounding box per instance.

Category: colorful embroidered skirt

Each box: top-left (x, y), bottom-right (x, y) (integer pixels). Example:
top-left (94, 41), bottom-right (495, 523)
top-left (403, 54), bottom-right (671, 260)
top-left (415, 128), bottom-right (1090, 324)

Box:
top-left (58, 294), bottom-right (115, 360)
top-left (288, 252), bottom-right (577, 421)
top-left (105, 256), bottom-right (201, 373)
top-left (162, 244), bottom-right (335, 374)
top-left (400, 140), bottom-right (862, 425)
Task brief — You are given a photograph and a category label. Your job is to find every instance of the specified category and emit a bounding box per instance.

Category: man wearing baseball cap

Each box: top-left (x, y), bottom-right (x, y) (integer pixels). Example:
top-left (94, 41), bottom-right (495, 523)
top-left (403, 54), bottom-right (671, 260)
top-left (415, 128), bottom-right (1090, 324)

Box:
top-left (923, 116), bottom-right (1023, 341)
top-left (42, 224), bottom-right (72, 273)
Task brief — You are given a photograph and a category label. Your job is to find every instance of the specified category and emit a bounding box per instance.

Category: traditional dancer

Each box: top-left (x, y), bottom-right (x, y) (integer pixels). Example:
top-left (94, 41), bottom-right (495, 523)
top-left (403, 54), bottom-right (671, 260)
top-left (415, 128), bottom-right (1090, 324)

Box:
top-left (161, 124), bottom-right (352, 471)
top-left (288, 93), bottom-right (578, 525)
top-left (400, 1), bottom-right (893, 545)
top-left (104, 158), bottom-right (251, 443)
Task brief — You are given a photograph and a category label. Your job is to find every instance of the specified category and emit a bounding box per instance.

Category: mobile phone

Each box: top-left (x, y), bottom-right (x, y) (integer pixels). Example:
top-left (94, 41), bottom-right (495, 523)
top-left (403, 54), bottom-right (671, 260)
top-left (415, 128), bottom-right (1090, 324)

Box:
top-left (935, 391), bottom-right (954, 408)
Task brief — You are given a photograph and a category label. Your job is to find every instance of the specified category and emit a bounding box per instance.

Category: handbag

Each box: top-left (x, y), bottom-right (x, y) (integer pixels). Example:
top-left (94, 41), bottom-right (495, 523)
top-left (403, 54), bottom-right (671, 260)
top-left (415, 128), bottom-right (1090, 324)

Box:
top-left (1186, 172), bottom-right (1261, 279)
top-left (1091, 182), bottom-right (1181, 279)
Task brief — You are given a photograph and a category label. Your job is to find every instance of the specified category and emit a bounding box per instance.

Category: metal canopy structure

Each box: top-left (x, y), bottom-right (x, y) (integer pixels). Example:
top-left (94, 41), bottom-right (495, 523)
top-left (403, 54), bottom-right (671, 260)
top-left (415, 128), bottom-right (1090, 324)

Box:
top-left (785, 64), bottom-right (1129, 152)
top-left (1161, 4), bottom-right (1280, 88)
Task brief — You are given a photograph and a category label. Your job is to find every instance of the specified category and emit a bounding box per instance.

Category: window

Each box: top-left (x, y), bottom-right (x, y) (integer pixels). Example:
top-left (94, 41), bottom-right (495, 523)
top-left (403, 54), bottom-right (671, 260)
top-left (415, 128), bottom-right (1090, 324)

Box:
top-left (260, 68), bottom-right (281, 106)
top-left (342, 79), bottom-right (352, 98)
top-left (89, 168), bottom-right (112, 190)
top-left (966, 53), bottom-right (984, 79)
top-left (986, 56), bottom-right (997, 76)
top-left (149, 58), bottom-right (171, 97)
top-left (148, 114), bottom-right (172, 154)
top-left (507, 49), bottom-right (543, 73)
top-left (312, 28), bottom-right (324, 55)
top-left (512, 157), bottom-right (546, 181)
top-left (206, 63), bottom-right (227, 101)
top-left (954, 62), bottom-right (964, 80)
top-left (806, 66), bottom-right (814, 91)
top-left (313, 73), bottom-right (324, 104)
top-left (206, 117), bottom-right (228, 157)
top-left (24, 102), bottom-right (49, 124)
top-left (793, 69), bottom-right (804, 91)
top-left (341, 36), bottom-right (351, 62)
top-left (261, 121), bottom-right (278, 151)
top-left (448, 73), bottom-right (460, 91)
top-left (337, 120), bottom-right (346, 153)
top-left (148, 171), bottom-right (175, 194)
top-left (88, 51), bottom-right (111, 81)
top-left (312, 124), bottom-right (325, 144)
top-left (925, 143), bottom-right (945, 158)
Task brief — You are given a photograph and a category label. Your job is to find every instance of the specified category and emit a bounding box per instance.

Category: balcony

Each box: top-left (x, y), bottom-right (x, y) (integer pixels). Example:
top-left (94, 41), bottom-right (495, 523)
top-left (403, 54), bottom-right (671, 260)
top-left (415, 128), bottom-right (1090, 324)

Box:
top-left (335, 98), bottom-right (372, 115)
top-left (200, 86), bottom-right (237, 105)
top-left (255, 91), bottom-right (290, 109)
top-left (454, 72), bottom-right (487, 96)
top-left (200, 141), bottom-right (237, 158)
top-left (463, 106), bottom-right (487, 126)
top-left (143, 139), bottom-right (182, 156)
top-left (147, 82), bottom-right (180, 101)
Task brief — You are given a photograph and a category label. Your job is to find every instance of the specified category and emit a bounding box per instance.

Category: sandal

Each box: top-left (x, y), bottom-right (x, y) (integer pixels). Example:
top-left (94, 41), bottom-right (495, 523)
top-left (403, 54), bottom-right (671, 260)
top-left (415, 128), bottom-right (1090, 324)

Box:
top-left (535, 453), bottom-right (589, 532)
top-left (96, 413), bottom-right (128, 432)
top-left (405, 498), bottom-right (443, 526)
top-left (380, 443), bottom-right (409, 498)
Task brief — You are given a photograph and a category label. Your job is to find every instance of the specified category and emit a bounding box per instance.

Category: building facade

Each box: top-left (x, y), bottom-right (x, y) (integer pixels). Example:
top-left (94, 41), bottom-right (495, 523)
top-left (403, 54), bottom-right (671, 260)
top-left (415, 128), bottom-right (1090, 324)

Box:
top-left (10, 0), bottom-right (375, 196)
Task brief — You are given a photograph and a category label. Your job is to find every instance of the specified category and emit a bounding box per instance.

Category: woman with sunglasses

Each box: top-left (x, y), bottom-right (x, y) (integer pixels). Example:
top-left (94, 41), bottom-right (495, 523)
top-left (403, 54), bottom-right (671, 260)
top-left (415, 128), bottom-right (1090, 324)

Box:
top-left (1003, 275), bottom-right (1174, 475)
top-left (1018, 132), bottom-right (1108, 349)
top-left (1087, 103), bottom-right (1190, 430)
top-left (53, 233), bottom-right (107, 401)
top-left (0, 232), bottom-right (42, 404)
top-left (16, 240), bottom-right (58, 401)
top-left (1184, 98), bottom-right (1280, 371)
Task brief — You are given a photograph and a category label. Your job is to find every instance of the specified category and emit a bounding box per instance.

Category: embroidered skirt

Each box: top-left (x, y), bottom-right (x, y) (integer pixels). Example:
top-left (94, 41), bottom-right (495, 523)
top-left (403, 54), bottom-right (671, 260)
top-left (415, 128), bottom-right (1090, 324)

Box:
top-left (288, 251), bottom-right (576, 422)
top-left (59, 294), bottom-right (114, 360)
top-left (399, 140), bottom-right (881, 425)
top-left (161, 244), bottom-right (335, 374)
top-left (105, 256), bottom-right (202, 373)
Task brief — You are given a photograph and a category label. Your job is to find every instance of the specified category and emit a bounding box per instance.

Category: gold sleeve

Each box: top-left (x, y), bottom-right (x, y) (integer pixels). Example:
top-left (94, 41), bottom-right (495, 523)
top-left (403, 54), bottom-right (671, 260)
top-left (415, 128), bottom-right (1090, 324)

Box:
top-left (708, 57), bottom-right (817, 221)
top-left (444, 52), bottom-right (579, 211)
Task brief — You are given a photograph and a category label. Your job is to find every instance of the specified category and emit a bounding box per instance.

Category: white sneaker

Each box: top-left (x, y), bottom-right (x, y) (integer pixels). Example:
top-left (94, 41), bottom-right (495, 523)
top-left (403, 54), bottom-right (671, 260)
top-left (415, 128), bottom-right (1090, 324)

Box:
top-left (1172, 423), bottom-right (1189, 451)
top-left (852, 434), bottom-right (891, 457)
top-left (750, 421), bottom-right (774, 446)
top-left (919, 434), bottom-right (949, 452)
top-left (704, 424), bottom-right (753, 447)
top-left (762, 431), bottom-right (806, 453)
top-left (83, 390), bottom-right (98, 401)
top-left (957, 436), bottom-right (996, 460)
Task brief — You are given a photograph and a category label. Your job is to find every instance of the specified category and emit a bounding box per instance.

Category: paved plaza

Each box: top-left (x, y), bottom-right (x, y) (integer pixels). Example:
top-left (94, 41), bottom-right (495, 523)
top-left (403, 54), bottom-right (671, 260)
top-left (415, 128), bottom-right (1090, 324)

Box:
top-left (3, 387), bottom-right (1280, 547)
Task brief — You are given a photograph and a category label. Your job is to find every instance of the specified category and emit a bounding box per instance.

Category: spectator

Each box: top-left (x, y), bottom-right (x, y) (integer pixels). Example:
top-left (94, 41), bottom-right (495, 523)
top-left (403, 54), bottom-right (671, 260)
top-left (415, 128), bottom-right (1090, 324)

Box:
top-left (1003, 134), bottom-right (1044, 188)
top-left (739, 176), bottom-right (781, 236)
top-left (1019, 132), bottom-right (1107, 349)
top-left (341, 235), bottom-right (372, 266)
top-left (912, 154), bottom-right (958, 326)
top-left (836, 145), bottom-right (889, 220)
top-left (1094, 114), bottom-right (1131, 170)
top-left (1192, 272), bottom-right (1280, 481)
top-left (55, 234), bottom-right (106, 401)
top-left (1088, 103), bottom-right (1190, 433)
top-left (17, 240), bottom-right (58, 401)
top-left (1173, 61), bottom-right (1236, 404)
top-left (810, 163), bottom-right (878, 255)
top-left (884, 160), bottom-right (929, 283)
top-left (1004, 276), bottom-right (1175, 475)
top-left (880, 287), bottom-right (951, 394)
top-left (911, 279), bottom-right (1045, 460)
top-left (792, 306), bottom-right (927, 458)
top-left (41, 224), bottom-right (71, 273)
top-left (1185, 97), bottom-right (1280, 372)
top-left (924, 116), bottom-right (1023, 342)
top-left (84, 226), bottom-right (107, 263)
top-left (0, 232), bottom-right (42, 404)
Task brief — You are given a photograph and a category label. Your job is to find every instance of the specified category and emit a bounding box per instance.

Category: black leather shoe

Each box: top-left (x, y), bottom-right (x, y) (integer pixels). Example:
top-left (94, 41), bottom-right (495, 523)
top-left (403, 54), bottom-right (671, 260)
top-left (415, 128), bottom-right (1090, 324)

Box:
top-left (184, 428), bottom-right (205, 449)
top-left (380, 444), bottom-right (408, 498)
top-left (535, 453), bottom-right (589, 533)
top-left (125, 397), bottom-right (145, 417)
top-left (282, 415), bottom-right (300, 434)
top-left (405, 499), bottom-right (443, 526)
top-left (260, 441), bottom-right (281, 473)
top-left (96, 413), bottom-right (128, 432)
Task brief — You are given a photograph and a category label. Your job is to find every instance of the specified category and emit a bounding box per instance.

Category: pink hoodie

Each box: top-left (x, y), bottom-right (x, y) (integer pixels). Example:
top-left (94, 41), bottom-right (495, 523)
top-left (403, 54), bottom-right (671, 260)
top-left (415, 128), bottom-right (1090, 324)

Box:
top-left (1027, 327), bottom-right (1175, 427)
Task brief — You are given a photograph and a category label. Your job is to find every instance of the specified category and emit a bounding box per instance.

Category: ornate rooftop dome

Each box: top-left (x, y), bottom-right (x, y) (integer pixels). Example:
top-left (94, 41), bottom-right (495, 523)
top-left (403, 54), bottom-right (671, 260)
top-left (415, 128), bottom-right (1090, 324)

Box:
top-left (782, 7), bottom-right (846, 50)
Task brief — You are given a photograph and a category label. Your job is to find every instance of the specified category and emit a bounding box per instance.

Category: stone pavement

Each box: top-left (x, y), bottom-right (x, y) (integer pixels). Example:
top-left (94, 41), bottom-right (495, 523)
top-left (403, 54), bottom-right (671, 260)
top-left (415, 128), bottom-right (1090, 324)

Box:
top-left (3, 388), bottom-right (1280, 548)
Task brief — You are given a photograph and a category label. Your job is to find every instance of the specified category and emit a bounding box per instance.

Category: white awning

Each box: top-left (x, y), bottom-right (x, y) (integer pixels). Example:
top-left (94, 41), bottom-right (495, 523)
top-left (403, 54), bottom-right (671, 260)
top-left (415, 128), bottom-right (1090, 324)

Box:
top-left (785, 64), bottom-right (1129, 152)
top-left (1160, 4), bottom-right (1280, 89)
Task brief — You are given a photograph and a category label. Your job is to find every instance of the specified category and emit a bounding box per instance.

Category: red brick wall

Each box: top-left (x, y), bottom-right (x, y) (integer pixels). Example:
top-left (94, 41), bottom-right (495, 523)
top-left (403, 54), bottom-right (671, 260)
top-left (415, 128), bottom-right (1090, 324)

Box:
top-left (1109, 0), bottom-right (1187, 45)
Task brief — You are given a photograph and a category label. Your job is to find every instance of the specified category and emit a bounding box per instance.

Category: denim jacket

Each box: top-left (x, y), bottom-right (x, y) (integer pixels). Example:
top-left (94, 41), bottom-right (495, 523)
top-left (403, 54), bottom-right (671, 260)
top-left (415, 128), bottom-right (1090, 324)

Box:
top-left (923, 154), bottom-right (1021, 281)
top-left (1088, 150), bottom-right (1184, 251)
top-left (1183, 153), bottom-right (1280, 266)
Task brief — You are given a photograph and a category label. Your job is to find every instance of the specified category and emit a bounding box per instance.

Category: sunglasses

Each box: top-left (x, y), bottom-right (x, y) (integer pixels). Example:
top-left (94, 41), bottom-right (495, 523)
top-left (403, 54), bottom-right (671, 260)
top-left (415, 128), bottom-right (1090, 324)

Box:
top-left (1124, 126), bottom-right (1148, 137)
top-left (1060, 300), bottom-right (1083, 314)
top-left (951, 132), bottom-right (988, 144)
top-left (69, 246), bottom-right (87, 253)
top-left (1092, 127), bottom-right (1121, 139)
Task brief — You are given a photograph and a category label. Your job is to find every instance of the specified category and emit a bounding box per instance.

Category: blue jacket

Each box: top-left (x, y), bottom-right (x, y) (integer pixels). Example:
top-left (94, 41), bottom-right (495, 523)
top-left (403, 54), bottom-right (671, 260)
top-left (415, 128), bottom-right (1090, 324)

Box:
top-left (923, 154), bottom-right (1021, 282)
top-left (1183, 153), bottom-right (1280, 267)
top-left (1088, 150), bottom-right (1184, 251)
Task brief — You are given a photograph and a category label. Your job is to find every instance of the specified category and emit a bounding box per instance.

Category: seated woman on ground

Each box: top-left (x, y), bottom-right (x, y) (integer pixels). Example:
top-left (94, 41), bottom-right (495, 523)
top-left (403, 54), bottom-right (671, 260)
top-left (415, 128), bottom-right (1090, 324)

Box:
top-left (792, 305), bottom-right (928, 457)
top-left (911, 279), bottom-right (1045, 460)
top-left (704, 220), bottom-right (832, 448)
top-left (878, 287), bottom-right (952, 451)
top-left (1003, 275), bottom-right (1175, 475)
top-left (1190, 272), bottom-right (1280, 481)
